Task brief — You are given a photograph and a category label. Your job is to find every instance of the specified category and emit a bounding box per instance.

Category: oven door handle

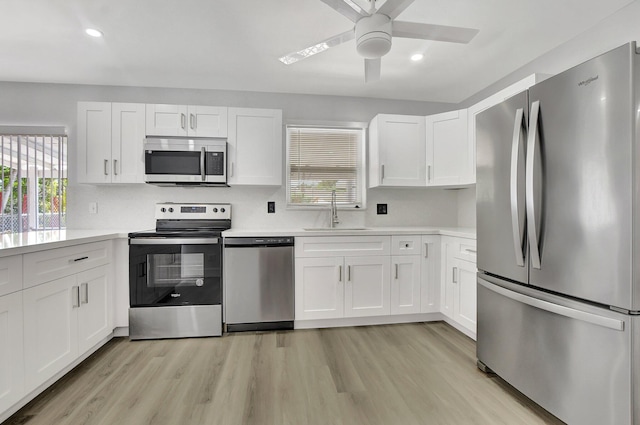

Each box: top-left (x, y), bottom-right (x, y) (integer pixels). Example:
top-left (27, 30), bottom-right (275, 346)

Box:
top-left (130, 238), bottom-right (219, 245)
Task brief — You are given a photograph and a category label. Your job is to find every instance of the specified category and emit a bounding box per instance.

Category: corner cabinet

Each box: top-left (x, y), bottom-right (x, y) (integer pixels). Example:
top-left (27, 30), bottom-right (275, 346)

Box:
top-left (425, 109), bottom-right (472, 186)
top-left (145, 104), bottom-right (228, 138)
top-left (227, 108), bottom-right (282, 186)
top-left (369, 114), bottom-right (426, 188)
top-left (77, 102), bottom-right (145, 184)
top-left (441, 236), bottom-right (477, 338)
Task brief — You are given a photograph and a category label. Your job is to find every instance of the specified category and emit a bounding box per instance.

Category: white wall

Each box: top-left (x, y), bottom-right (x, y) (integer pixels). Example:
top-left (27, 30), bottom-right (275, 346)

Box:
top-left (0, 81), bottom-right (462, 231)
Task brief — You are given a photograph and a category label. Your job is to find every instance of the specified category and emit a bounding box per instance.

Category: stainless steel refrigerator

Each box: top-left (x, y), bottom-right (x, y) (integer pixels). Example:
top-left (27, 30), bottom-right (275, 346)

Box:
top-left (476, 42), bottom-right (640, 425)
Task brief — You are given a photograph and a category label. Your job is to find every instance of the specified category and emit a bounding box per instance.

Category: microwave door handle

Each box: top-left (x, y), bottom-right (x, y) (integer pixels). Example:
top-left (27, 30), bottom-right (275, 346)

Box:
top-left (200, 147), bottom-right (206, 181)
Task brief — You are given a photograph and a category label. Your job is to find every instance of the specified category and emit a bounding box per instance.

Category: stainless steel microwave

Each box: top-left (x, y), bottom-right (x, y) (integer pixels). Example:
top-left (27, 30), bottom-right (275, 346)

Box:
top-left (144, 138), bottom-right (227, 185)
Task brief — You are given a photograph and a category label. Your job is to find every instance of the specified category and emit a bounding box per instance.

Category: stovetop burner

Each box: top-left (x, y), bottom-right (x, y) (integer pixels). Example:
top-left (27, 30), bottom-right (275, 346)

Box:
top-left (128, 202), bottom-right (231, 239)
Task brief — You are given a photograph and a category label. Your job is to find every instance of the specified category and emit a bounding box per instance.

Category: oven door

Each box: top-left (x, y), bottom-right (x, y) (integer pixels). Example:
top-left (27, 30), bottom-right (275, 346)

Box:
top-left (129, 238), bottom-right (221, 307)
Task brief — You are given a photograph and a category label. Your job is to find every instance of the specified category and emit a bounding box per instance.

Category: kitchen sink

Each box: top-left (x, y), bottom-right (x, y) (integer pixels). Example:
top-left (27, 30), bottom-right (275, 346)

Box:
top-left (303, 227), bottom-right (370, 231)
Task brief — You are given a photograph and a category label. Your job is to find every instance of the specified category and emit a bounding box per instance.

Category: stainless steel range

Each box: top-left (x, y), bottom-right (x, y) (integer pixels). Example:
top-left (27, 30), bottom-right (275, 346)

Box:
top-left (128, 203), bottom-right (231, 340)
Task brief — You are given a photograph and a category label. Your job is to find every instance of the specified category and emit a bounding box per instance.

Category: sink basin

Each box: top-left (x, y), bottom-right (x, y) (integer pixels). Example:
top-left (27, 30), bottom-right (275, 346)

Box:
top-left (303, 227), bottom-right (369, 231)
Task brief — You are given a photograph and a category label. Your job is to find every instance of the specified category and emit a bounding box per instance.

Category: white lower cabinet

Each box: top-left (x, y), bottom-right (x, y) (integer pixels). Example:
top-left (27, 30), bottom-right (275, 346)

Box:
top-left (421, 236), bottom-right (440, 313)
top-left (441, 237), bottom-right (477, 336)
top-left (295, 257), bottom-right (344, 320)
top-left (390, 255), bottom-right (420, 315)
top-left (344, 256), bottom-right (390, 317)
top-left (23, 265), bottom-right (111, 393)
top-left (0, 291), bottom-right (24, 414)
top-left (295, 256), bottom-right (390, 320)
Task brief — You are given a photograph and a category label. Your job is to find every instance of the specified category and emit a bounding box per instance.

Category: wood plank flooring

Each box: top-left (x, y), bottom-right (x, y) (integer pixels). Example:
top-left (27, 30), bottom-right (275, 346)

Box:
top-left (5, 322), bottom-right (564, 425)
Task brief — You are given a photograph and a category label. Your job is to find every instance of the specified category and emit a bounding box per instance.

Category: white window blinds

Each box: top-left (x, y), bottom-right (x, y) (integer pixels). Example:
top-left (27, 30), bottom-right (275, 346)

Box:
top-left (287, 126), bottom-right (364, 206)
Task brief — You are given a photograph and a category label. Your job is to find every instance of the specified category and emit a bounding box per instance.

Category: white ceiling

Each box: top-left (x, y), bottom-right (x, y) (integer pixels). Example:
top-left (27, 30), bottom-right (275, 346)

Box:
top-left (0, 0), bottom-right (635, 103)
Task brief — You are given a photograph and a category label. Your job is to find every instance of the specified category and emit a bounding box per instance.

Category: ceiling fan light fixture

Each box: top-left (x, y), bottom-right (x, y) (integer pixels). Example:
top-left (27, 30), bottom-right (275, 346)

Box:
top-left (355, 14), bottom-right (392, 59)
top-left (411, 53), bottom-right (424, 61)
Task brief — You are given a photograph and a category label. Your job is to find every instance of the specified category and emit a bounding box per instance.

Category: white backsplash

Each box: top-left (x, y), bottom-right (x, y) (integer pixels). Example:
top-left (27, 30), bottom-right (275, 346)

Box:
top-left (68, 183), bottom-right (465, 231)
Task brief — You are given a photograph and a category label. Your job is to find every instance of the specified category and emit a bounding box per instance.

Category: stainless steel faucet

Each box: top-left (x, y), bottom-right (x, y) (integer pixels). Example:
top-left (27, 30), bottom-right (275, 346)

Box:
top-left (330, 189), bottom-right (339, 228)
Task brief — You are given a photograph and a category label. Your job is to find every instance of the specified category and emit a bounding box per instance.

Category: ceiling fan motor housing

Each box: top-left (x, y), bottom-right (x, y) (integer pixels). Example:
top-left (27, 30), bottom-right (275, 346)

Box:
top-left (355, 14), bottom-right (392, 59)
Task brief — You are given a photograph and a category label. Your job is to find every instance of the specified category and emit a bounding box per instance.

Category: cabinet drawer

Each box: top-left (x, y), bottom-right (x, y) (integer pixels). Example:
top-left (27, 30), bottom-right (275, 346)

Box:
top-left (23, 241), bottom-right (111, 289)
top-left (0, 255), bottom-right (23, 297)
top-left (444, 237), bottom-right (476, 263)
top-left (391, 235), bottom-right (421, 256)
top-left (295, 236), bottom-right (390, 258)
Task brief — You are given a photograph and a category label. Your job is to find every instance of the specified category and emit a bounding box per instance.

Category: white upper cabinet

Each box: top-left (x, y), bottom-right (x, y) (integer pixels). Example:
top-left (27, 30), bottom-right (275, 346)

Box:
top-left (77, 102), bottom-right (145, 184)
top-left (146, 104), bottom-right (228, 138)
top-left (425, 109), bottom-right (471, 186)
top-left (227, 108), bottom-right (282, 186)
top-left (112, 103), bottom-right (145, 183)
top-left (369, 114), bottom-right (426, 187)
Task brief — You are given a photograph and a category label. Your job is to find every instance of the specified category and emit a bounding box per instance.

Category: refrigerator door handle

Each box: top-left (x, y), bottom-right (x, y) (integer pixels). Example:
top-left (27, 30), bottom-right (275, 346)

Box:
top-left (478, 279), bottom-right (624, 331)
top-left (526, 100), bottom-right (542, 269)
top-left (510, 107), bottom-right (526, 267)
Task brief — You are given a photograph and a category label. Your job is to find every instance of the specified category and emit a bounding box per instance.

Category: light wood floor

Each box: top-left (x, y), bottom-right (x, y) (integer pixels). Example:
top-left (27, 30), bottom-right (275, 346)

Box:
top-left (5, 322), bottom-right (564, 425)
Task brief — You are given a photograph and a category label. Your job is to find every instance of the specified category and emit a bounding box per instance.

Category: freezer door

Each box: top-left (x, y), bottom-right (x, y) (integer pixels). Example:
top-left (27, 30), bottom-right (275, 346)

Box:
top-left (527, 43), bottom-right (634, 310)
top-left (477, 275), bottom-right (632, 425)
top-left (476, 91), bottom-right (528, 284)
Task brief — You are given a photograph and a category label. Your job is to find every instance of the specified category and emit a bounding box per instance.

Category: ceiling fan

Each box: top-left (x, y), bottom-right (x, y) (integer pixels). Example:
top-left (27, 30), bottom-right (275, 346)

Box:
top-left (279, 0), bottom-right (479, 82)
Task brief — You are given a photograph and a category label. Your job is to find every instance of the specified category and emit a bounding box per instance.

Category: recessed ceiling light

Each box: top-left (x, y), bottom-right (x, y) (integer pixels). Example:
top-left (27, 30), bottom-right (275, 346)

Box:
top-left (411, 53), bottom-right (424, 62)
top-left (85, 28), bottom-right (103, 38)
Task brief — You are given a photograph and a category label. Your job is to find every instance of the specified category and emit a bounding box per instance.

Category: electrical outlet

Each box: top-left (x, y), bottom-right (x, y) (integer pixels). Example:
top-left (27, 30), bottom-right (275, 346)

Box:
top-left (89, 202), bottom-right (98, 214)
top-left (377, 203), bottom-right (387, 215)
top-left (267, 201), bottom-right (275, 213)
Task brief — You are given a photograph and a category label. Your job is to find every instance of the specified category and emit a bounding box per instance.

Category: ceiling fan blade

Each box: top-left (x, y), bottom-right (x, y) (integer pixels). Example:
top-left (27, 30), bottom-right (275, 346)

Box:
top-left (392, 21), bottom-right (479, 44)
top-left (320, 0), bottom-right (369, 23)
top-left (279, 30), bottom-right (355, 65)
top-left (376, 0), bottom-right (415, 20)
top-left (364, 58), bottom-right (381, 83)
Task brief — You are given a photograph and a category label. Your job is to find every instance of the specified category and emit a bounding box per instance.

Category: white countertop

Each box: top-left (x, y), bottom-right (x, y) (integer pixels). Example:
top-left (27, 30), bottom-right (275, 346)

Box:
top-left (223, 226), bottom-right (476, 239)
top-left (0, 230), bottom-right (128, 257)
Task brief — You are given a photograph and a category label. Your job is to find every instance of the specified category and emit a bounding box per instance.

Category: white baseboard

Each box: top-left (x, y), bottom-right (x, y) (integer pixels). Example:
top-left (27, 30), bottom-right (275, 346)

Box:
top-left (294, 312), bottom-right (444, 330)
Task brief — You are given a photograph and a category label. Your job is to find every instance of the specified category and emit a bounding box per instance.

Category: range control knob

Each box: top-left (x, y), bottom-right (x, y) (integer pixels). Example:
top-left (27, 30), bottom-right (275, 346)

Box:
top-left (220, 208), bottom-right (226, 213)
top-left (160, 207), bottom-right (166, 213)
top-left (168, 207), bottom-right (174, 213)
top-left (212, 208), bottom-right (218, 213)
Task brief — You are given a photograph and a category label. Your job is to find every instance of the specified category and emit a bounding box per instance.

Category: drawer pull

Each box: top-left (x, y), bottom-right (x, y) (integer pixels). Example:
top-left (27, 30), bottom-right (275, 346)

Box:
top-left (453, 267), bottom-right (458, 283)
top-left (395, 263), bottom-right (398, 279)
top-left (465, 249), bottom-right (477, 254)
top-left (338, 265), bottom-right (342, 282)
top-left (424, 243), bottom-right (429, 258)
top-left (71, 256), bottom-right (89, 263)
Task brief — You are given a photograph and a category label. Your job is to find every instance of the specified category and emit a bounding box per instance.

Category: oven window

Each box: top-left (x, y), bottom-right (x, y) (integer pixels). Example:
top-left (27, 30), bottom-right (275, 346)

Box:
top-left (147, 253), bottom-right (204, 287)
top-left (145, 151), bottom-right (201, 175)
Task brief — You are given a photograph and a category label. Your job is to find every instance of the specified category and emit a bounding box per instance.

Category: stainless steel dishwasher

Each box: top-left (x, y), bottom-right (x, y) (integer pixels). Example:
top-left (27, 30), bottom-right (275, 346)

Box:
top-left (223, 237), bottom-right (294, 332)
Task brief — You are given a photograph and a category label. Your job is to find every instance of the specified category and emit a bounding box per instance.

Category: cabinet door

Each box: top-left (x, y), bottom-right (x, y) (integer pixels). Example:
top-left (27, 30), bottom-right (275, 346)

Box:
top-left (188, 105), bottom-right (227, 137)
top-left (227, 108), bottom-right (282, 185)
top-left (454, 258), bottom-right (477, 333)
top-left (390, 255), bottom-right (421, 315)
top-left (77, 266), bottom-right (111, 354)
top-left (371, 114), bottom-right (426, 187)
top-left (77, 101), bottom-right (112, 184)
top-left (112, 103), bottom-right (145, 183)
top-left (426, 109), bottom-right (470, 186)
top-left (440, 238), bottom-right (456, 319)
top-left (23, 276), bottom-right (78, 392)
top-left (295, 257), bottom-right (344, 320)
top-left (344, 256), bottom-right (390, 317)
top-left (420, 236), bottom-right (440, 313)
top-left (145, 104), bottom-right (188, 136)
top-left (0, 292), bottom-right (24, 414)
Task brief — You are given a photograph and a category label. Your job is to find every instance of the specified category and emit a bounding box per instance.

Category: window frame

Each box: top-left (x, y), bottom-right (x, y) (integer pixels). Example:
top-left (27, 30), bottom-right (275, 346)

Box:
top-left (285, 121), bottom-right (367, 210)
